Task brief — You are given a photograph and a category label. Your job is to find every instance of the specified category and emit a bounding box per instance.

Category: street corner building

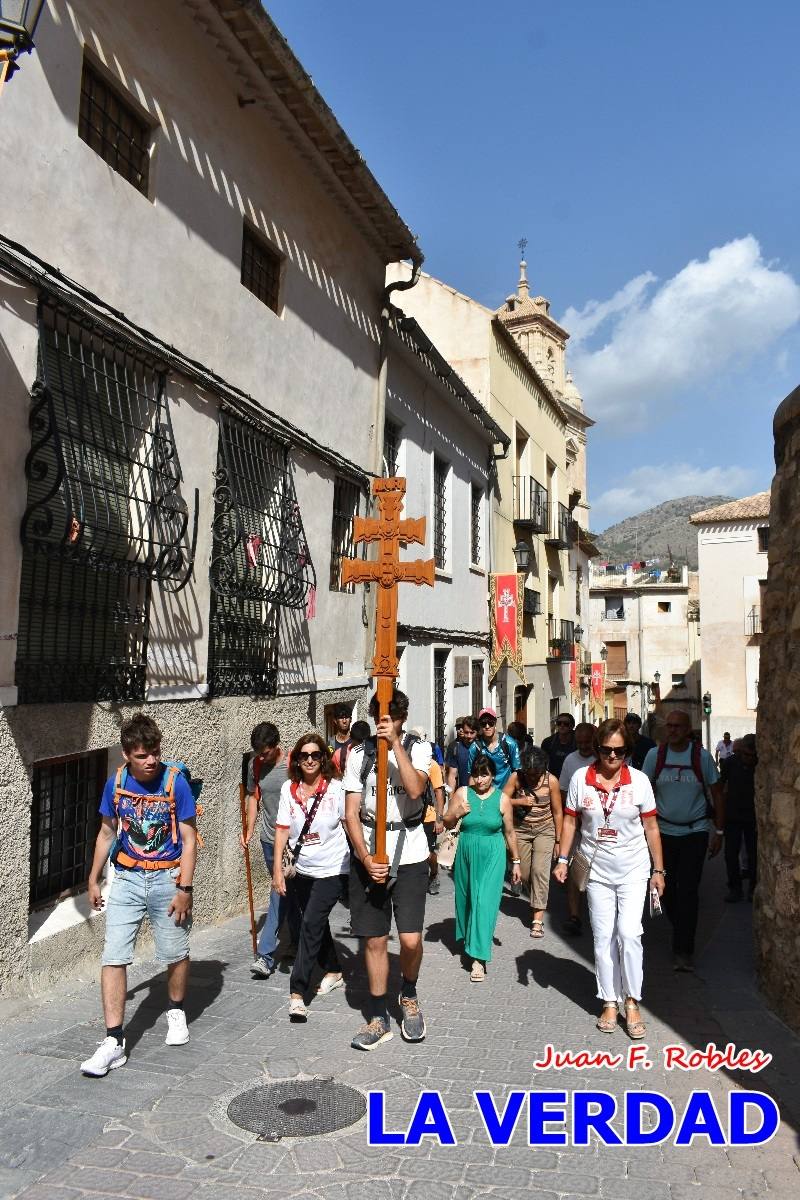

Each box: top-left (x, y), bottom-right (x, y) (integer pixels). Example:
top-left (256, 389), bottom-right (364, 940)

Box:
top-left (0, 0), bottom-right (425, 994)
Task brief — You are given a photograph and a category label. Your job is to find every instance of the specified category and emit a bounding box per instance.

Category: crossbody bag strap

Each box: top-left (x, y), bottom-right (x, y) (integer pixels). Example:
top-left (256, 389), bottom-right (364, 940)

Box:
top-left (290, 787), bottom-right (326, 863)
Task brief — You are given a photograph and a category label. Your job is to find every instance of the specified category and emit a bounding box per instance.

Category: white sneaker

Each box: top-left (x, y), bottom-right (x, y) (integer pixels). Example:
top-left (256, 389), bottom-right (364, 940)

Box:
top-left (80, 1036), bottom-right (127, 1077)
top-left (165, 1008), bottom-right (189, 1045)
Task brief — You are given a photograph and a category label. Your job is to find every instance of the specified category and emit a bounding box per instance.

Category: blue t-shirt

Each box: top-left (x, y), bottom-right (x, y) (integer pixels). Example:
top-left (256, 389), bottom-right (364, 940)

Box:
top-left (446, 740), bottom-right (472, 789)
top-left (467, 734), bottom-right (521, 789)
top-left (642, 744), bottom-right (719, 837)
top-left (100, 765), bottom-right (196, 865)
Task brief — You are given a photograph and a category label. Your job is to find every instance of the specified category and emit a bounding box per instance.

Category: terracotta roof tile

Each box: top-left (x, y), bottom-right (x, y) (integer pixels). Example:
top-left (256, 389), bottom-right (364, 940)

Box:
top-left (690, 492), bottom-right (771, 524)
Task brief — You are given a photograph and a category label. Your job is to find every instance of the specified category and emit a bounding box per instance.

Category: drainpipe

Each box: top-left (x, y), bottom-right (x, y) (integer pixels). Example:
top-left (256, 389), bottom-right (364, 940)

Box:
top-left (362, 252), bottom-right (424, 683)
top-left (374, 253), bottom-right (424, 477)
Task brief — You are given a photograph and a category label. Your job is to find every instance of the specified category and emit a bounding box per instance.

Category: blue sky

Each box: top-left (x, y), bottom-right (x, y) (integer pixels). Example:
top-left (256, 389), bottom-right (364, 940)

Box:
top-left (267, 1), bottom-right (800, 527)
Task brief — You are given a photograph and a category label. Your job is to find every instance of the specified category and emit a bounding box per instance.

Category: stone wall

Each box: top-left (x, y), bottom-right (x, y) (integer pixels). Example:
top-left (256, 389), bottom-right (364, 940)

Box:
top-left (0, 686), bottom-right (365, 997)
top-left (754, 383), bottom-right (800, 1031)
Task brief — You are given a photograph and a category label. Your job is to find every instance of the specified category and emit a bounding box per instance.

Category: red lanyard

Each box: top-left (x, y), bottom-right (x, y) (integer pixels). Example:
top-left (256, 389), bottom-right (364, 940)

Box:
top-left (594, 783), bottom-right (620, 826)
top-left (291, 777), bottom-right (327, 817)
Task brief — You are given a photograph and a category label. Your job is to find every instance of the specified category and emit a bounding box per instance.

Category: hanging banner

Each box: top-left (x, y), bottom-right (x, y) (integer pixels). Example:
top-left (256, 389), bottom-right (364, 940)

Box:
top-left (590, 661), bottom-right (606, 705)
top-left (489, 573), bottom-right (525, 683)
top-left (569, 656), bottom-right (580, 701)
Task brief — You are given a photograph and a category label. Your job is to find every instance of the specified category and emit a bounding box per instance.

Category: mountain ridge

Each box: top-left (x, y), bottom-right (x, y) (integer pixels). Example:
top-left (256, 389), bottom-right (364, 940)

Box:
top-left (594, 495), bottom-right (735, 570)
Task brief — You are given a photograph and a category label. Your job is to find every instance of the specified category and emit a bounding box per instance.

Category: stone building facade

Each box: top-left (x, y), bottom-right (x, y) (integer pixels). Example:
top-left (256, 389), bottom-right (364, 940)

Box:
top-left (0, 0), bottom-right (419, 993)
top-left (754, 385), bottom-right (800, 1033)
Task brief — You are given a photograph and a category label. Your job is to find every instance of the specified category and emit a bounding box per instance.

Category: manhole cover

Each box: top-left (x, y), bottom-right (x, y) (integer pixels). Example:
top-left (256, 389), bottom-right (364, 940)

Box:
top-left (227, 1079), bottom-right (366, 1141)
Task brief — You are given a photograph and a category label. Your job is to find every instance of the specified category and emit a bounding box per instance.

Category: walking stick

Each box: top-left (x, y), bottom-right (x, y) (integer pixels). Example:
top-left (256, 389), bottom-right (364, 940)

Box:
top-left (240, 752), bottom-right (258, 958)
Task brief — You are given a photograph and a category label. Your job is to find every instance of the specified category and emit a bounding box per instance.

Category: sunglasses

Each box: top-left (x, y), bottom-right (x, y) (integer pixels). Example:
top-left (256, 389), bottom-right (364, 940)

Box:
top-left (298, 751), bottom-right (323, 762)
top-left (598, 745), bottom-right (626, 759)
top-left (479, 718), bottom-right (496, 726)
top-left (556, 721), bottom-right (572, 727)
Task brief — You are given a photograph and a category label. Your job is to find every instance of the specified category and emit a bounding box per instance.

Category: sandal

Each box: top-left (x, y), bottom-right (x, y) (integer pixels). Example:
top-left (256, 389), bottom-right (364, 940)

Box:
top-left (470, 960), bottom-right (486, 982)
top-left (596, 1005), bottom-right (618, 1033)
top-left (288, 996), bottom-right (308, 1022)
top-left (623, 999), bottom-right (646, 1039)
top-left (530, 920), bottom-right (545, 938)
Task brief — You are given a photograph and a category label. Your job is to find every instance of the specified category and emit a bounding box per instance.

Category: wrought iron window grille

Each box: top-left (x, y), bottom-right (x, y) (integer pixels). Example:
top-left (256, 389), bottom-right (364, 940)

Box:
top-left (434, 649), bottom-right (449, 748)
top-left (30, 749), bottom-right (108, 908)
top-left (470, 484), bottom-right (482, 565)
top-left (433, 457), bottom-right (448, 569)
top-left (383, 418), bottom-right (400, 478)
top-left (471, 658), bottom-right (484, 718)
top-left (330, 476), bottom-right (362, 593)
top-left (208, 410), bottom-right (316, 697)
top-left (78, 59), bottom-right (151, 196)
top-left (241, 225), bottom-right (282, 313)
top-left (16, 303), bottom-right (197, 705)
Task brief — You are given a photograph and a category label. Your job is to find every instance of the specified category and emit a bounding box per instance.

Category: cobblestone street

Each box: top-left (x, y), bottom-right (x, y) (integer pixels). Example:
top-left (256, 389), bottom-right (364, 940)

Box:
top-left (1, 856), bottom-right (798, 1200)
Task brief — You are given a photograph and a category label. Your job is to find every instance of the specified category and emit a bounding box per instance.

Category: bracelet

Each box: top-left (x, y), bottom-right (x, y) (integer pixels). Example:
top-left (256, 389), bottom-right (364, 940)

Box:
top-left (363, 852), bottom-right (373, 864)
top-left (511, 859), bottom-right (521, 865)
top-left (714, 829), bottom-right (724, 836)
top-left (651, 869), bottom-right (665, 877)
top-left (176, 884), bottom-right (194, 894)
top-left (557, 855), bottom-right (569, 864)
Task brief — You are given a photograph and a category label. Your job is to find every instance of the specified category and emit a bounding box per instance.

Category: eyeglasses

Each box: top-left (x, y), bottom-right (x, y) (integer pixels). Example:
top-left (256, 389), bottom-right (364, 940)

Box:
top-left (598, 745), bottom-right (626, 759)
top-left (298, 751), bottom-right (323, 762)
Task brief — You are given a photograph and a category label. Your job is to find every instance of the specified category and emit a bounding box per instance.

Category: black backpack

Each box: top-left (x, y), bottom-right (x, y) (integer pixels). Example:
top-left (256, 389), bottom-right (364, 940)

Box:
top-left (359, 732), bottom-right (435, 820)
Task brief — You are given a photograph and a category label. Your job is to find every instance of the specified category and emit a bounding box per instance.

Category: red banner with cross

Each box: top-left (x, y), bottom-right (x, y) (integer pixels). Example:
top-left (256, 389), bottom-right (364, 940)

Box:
top-left (489, 573), bottom-right (525, 683)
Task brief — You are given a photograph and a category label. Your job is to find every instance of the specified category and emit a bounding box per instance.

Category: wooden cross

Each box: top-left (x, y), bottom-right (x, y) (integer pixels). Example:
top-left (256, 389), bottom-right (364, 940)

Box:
top-left (341, 477), bottom-right (435, 864)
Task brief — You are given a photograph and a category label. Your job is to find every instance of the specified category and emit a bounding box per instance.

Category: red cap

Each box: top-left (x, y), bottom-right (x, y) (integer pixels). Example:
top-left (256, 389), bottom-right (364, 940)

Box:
top-left (478, 707), bottom-right (497, 720)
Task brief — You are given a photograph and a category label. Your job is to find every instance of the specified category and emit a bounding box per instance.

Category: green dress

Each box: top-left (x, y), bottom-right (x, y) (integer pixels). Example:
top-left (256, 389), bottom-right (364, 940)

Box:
top-left (454, 786), bottom-right (506, 962)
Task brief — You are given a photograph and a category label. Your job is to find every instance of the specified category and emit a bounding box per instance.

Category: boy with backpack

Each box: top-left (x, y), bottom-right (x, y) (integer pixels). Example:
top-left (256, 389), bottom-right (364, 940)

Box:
top-left (81, 713), bottom-right (198, 1077)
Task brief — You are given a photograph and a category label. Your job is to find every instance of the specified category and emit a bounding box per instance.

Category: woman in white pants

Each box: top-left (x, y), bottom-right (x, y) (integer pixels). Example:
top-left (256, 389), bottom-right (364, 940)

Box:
top-left (553, 718), bottom-right (665, 1038)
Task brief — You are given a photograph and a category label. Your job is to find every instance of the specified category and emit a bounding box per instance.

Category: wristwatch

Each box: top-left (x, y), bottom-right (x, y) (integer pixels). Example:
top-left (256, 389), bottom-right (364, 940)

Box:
top-left (176, 884), bottom-right (194, 894)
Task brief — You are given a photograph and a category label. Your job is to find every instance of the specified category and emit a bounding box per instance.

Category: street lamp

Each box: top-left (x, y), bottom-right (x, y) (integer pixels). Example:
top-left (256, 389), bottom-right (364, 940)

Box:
top-left (0, 1), bottom-right (46, 84)
top-left (574, 625), bottom-right (584, 641)
top-left (653, 670), bottom-right (661, 686)
top-left (599, 644), bottom-right (608, 662)
top-left (512, 540), bottom-right (531, 573)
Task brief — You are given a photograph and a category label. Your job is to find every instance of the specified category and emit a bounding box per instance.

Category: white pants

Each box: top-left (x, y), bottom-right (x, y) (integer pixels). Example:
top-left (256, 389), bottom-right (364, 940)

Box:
top-left (586, 875), bottom-right (648, 1002)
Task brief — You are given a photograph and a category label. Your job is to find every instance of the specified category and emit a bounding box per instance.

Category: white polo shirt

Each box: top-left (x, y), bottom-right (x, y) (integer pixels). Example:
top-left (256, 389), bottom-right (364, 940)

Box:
top-left (565, 763), bottom-right (657, 886)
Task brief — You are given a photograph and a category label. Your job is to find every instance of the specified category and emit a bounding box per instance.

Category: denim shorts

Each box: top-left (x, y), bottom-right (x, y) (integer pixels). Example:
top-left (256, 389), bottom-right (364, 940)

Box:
top-left (102, 865), bottom-right (191, 966)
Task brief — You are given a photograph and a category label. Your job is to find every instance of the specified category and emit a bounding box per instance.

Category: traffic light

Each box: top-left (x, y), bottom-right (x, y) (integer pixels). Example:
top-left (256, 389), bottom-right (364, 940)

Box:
top-left (703, 692), bottom-right (712, 716)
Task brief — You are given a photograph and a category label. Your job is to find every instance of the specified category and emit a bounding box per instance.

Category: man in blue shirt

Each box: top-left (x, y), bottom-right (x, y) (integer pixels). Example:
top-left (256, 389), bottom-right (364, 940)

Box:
top-left (445, 715), bottom-right (479, 791)
top-left (467, 708), bottom-right (521, 791)
top-left (81, 714), bottom-right (197, 1077)
top-left (642, 709), bottom-right (723, 972)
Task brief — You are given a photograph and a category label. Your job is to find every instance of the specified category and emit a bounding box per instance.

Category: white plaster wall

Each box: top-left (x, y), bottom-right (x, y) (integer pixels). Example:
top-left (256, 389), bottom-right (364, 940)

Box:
top-left (696, 521), bottom-right (767, 742)
top-left (1, 0), bottom-right (384, 470)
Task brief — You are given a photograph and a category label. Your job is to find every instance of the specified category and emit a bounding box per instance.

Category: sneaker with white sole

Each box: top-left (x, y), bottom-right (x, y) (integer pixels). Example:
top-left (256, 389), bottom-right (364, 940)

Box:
top-left (316, 973), bottom-right (344, 996)
top-left (250, 955), bottom-right (276, 979)
top-left (80, 1036), bottom-right (127, 1077)
top-left (398, 994), bottom-right (426, 1042)
top-left (165, 1008), bottom-right (189, 1045)
top-left (351, 1017), bottom-right (393, 1051)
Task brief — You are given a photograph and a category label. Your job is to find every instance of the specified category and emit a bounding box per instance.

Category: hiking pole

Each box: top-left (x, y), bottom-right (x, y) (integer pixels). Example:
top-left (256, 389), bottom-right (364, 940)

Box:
top-left (239, 752), bottom-right (257, 959)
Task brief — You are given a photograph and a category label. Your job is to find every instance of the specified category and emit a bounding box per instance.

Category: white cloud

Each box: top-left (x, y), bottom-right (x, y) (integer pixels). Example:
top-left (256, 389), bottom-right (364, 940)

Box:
top-left (592, 462), bottom-right (757, 527)
top-left (563, 237), bottom-right (800, 423)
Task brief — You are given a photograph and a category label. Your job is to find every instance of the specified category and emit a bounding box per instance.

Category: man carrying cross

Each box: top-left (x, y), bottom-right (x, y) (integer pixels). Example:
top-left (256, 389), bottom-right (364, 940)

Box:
top-left (344, 689), bottom-right (432, 1049)
top-left (339, 476), bottom-right (435, 1050)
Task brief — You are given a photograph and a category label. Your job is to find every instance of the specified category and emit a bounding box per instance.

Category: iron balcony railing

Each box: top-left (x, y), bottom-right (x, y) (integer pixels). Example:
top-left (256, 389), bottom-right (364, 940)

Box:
top-left (546, 617), bottom-right (576, 661)
top-left (512, 476), bottom-right (549, 533)
top-left (546, 501), bottom-right (574, 549)
top-left (746, 606), bottom-right (762, 636)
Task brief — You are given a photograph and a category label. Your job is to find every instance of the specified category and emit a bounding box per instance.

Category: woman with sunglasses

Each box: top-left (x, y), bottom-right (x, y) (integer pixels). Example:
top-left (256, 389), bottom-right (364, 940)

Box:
top-left (273, 733), bottom-right (349, 1022)
top-left (553, 718), bottom-right (665, 1039)
top-left (444, 753), bottom-right (521, 981)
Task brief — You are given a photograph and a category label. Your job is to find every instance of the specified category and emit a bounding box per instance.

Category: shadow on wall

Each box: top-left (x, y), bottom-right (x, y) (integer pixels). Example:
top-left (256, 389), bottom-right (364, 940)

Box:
top-left (34, 2), bottom-right (382, 363)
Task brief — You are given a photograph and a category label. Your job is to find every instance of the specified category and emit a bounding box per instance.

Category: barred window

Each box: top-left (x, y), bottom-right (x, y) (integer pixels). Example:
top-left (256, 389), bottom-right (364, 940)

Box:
top-left (471, 659), bottom-right (484, 717)
top-left (330, 477), bottom-right (361, 593)
top-left (30, 750), bottom-right (107, 908)
top-left (208, 410), bottom-right (315, 697)
top-left (470, 483), bottom-right (482, 565)
top-left (17, 304), bottom-right (192, 705)
top-left (433, 649), bottom-right (449, 748)
top-left (433, 456), bottom-right (448, 570)
top-left (241, 225), bottom-right (282, 313)
top-left (79, 59), bottom-right (151, 196)
top-left (383, 418), bottom-right (401, 477)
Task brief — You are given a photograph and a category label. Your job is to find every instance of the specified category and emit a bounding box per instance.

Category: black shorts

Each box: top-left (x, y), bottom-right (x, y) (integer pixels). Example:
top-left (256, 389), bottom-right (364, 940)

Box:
top-left (349, 855), bottom-right (428, 938)
top-left (423, 819), bottom-right (437, 852)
